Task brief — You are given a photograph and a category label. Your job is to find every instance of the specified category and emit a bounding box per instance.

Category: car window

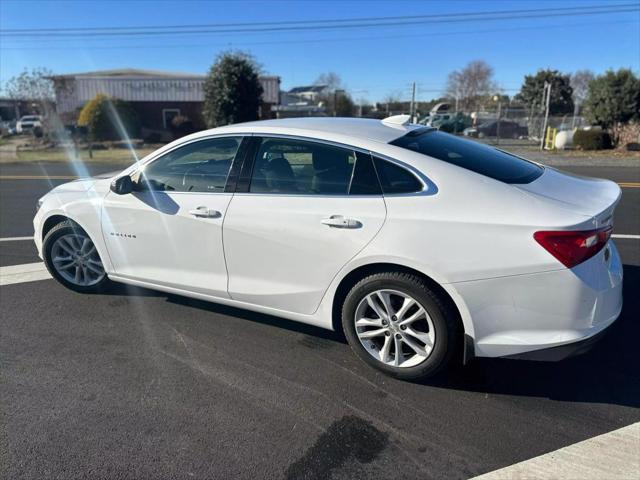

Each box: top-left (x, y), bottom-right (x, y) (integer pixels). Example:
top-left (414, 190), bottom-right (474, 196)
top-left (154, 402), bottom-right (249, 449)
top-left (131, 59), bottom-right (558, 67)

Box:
top-left (349, 152), bottom-right (382, 195)
top-left (373, 157), bottom-right (423, 194)
top-left (249, 138), bottom-right (356, 195)
top-left (137, 137), bottom-right (241, 193)
top-left (390, 130), bottom-right (543, 184)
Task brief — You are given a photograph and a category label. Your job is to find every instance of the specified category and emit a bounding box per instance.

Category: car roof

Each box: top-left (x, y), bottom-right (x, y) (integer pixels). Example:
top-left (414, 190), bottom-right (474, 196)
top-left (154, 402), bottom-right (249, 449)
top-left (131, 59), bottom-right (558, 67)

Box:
top-left (193, 117), bottom-right (424, 146)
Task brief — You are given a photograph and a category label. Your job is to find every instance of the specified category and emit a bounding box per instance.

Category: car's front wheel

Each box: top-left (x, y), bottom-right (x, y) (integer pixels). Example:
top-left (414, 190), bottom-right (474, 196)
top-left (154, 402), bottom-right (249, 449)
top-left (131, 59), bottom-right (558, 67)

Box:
top-left (342, 272), bottom-right (459, 381)
top-left (43, 220), bottom-right (111, 293)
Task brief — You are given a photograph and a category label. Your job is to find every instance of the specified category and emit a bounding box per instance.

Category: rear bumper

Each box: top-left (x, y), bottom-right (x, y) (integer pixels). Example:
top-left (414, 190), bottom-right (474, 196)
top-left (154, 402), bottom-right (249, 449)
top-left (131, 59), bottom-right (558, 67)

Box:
top-left (502, 323), bottom-right (612, 361)
top-left (456, 241), bottom-right (623, 359)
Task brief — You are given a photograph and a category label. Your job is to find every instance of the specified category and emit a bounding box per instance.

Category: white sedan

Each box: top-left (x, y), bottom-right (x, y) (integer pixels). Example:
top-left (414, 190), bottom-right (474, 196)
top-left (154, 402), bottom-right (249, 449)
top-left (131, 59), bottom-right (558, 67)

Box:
top-left (33, 116), bottom-right (623, 380)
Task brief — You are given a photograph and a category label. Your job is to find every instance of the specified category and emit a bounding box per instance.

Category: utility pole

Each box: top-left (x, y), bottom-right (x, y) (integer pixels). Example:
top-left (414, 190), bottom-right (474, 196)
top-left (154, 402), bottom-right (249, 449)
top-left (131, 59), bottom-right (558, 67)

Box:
top-left (540, 82), bottom-right (551, 150)
top-left (409, 82), bottom-right (416, 122)
top-left (333, 89), bottom-right (344, 117)
top-left (493, 95), bottom-right (502, 146)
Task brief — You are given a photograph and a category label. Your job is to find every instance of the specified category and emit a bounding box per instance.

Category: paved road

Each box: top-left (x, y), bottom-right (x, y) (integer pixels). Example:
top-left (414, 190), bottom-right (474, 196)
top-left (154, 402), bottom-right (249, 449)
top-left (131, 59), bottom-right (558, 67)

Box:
top-left (1, 161), bottom-right (639, 479)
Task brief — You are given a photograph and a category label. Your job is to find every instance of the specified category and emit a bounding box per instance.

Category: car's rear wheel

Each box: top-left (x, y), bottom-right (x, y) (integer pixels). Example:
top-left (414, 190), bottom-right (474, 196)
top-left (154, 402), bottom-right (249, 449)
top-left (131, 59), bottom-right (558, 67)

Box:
top-left (342, 272), bottom-right (459, 380)
top-left (43, 221), bottom-right (111, 293)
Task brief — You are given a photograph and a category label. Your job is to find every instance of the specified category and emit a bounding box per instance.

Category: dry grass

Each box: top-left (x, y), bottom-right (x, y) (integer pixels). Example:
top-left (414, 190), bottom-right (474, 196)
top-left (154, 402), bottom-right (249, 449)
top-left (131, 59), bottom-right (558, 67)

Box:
top-left (15, 147), bottom-right (158, 164)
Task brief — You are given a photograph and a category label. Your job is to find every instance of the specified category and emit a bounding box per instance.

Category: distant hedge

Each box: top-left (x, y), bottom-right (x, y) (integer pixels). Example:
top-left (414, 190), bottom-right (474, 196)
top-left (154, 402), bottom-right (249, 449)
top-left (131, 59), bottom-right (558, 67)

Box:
top-left (77, 93), bottom-right (139, 141)
top-left (573, 129), bottom-right (612, 150)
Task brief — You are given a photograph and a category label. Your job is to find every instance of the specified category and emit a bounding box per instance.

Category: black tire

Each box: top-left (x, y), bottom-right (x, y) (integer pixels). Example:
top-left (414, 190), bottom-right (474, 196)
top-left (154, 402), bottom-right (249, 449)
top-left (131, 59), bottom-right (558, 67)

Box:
top-left (43, 220), bottom-right (111, 293)
top-left (341, 272), bottom-right (460, 381)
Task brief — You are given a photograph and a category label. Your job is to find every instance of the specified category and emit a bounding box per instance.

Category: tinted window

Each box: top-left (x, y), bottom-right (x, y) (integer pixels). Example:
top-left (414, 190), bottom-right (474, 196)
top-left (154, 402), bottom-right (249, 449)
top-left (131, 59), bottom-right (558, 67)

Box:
top-left (250, 138), bottom-right (355, 195)
top-left (390, 130), bottom-right (543, 184)
top-left (373, 157), bottom-right (423, 194)
top-left (349, 152), bottom-right (382, 195)
top-left (138, 137), bottom-right (241, 193)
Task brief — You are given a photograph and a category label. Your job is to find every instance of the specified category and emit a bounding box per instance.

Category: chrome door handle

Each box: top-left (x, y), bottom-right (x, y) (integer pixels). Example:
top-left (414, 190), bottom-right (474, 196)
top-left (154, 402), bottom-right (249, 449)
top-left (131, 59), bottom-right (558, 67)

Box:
top-left (189, 206), bottom-right (221, 218)
top-left (321, 215), bottom-right (361, 229)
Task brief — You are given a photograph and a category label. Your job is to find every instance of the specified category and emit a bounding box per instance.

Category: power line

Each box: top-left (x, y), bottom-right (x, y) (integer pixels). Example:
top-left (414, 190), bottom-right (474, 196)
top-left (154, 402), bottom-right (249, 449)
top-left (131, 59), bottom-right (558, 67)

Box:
top-left (2, 19), bottom-right (636, 51)
top-left (0, 4), bottom-right (637, 38)
top-left (2, 3), bottom-right (635, 33)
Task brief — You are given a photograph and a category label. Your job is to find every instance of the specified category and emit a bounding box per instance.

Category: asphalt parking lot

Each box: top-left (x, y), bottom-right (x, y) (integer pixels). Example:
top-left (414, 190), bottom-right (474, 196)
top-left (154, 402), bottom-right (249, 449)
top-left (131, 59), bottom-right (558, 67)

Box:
top-left (1, 161), bottom-right (639, 479)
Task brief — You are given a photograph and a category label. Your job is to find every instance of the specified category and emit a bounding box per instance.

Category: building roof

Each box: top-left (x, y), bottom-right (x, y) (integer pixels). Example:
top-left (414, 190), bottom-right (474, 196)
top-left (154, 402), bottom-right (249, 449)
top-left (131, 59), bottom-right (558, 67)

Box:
top-left (288, 85), bottom-right (328, 94)
top-left (50, 68), bottom-right (205, 79)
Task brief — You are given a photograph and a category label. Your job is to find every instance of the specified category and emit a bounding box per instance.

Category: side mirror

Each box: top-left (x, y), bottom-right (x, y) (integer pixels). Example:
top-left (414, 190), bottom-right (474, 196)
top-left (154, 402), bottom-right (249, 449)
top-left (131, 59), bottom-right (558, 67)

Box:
top-left (110, 175), bottom-right (133, 195)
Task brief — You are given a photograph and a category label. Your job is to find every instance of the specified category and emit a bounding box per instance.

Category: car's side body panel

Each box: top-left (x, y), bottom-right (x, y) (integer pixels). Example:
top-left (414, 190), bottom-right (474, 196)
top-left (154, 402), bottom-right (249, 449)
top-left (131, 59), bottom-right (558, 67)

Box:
top-left (101, 190), bottom-right (233, 298)
top-left (224, 193), bottom-right (387, 314)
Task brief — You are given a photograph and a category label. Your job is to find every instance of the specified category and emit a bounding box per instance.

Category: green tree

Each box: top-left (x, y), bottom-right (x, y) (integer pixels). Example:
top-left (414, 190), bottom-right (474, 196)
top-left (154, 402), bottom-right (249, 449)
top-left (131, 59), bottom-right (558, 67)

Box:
top-left (516, 69), bottom-right (574, 115)
top-left (77, 93), bottom-right (139, 141)
top-left (583, 69), bottom-right (640, 137)
top-left (203, 51), bottom-right (263, 127)
top-left (334, 91), bottom-right (356, 116)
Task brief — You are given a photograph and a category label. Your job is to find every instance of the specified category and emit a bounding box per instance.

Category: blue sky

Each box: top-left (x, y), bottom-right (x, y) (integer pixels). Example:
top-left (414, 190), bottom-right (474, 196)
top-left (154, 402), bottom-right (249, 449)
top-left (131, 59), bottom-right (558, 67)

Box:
top-left (1, 0), bottom-right (639, 102)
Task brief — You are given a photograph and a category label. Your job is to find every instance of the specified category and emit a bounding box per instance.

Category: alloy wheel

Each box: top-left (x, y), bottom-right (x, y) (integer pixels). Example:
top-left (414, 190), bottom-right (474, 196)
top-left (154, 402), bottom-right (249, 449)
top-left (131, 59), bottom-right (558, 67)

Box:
top-left (354, 289), bottom-right (435, 368)
top-left (50, 233), bottom-right (105, 286)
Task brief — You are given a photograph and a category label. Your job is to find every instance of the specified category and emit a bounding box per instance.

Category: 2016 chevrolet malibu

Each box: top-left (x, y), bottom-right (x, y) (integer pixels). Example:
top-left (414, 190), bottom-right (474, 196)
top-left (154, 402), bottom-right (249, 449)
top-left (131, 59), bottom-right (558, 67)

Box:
top-left (33, 116), bottom-right (623, 380)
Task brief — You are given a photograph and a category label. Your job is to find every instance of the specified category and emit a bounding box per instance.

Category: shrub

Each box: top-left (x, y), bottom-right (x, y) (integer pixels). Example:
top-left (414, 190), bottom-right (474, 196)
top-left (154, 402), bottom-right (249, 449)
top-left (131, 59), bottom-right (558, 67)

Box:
top-left (31, 126), bottom-right (43, 138)
top-left (171, 115), bottom-right (196, 138)
top-left (77, 93), bottom-right (140, 141)
top-left (573, 129), bottom-right (612, 150)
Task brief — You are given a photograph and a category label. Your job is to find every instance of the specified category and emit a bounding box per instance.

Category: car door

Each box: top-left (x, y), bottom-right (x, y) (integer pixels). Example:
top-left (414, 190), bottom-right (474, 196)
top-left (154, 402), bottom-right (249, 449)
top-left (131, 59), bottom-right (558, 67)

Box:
top-left (102, 136), bottom-right (247, 297)
top-left (223, 136), bottom-right (387, 315)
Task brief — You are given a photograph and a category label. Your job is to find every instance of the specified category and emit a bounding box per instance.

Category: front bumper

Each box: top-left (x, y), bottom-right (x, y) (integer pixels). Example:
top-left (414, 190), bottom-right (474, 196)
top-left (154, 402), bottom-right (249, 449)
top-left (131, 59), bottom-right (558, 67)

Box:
top-left (456, 241), bottom-right (623, 359)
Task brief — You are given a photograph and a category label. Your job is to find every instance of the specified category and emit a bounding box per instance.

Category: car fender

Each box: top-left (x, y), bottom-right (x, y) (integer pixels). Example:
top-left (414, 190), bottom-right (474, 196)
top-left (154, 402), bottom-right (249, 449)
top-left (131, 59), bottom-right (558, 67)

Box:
top-left (36, 186), bottom-right (114, 273)
top-left (315, 252), bottom-right (476, 340)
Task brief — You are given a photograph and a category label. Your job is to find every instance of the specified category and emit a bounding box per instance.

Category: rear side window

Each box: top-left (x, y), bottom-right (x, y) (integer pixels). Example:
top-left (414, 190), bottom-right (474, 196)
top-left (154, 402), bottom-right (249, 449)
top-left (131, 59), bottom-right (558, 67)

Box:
top-left (249, 138), bottom-right (355, 195)
top-left (390, 130), bottom-right (543, 184)
top-left (373, 157), bottom-right (423, 194)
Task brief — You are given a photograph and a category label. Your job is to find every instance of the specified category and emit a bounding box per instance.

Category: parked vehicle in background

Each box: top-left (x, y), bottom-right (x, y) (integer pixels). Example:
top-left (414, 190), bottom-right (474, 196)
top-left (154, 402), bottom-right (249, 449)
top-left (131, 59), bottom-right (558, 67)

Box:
top-left (34, 116), bottom-right (622, 381)
top-left (433, 114), bottom-right (472, 134)
top-left (463, 120), bottom-right (527, 139)
top-left (16, 115), bottom-right (43, 134)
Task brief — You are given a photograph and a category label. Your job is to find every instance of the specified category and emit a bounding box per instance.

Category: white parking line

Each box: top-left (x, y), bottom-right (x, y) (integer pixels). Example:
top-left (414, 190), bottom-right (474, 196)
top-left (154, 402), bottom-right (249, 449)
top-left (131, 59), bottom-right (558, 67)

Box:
top-left (0, 262), bottom-right (51, 286)
top-left (0, 236), bottom-right (33, 242)
top-left (612, 234), bottom-right (640, 240)
top-left (471, 422), bottom-right (640, 480)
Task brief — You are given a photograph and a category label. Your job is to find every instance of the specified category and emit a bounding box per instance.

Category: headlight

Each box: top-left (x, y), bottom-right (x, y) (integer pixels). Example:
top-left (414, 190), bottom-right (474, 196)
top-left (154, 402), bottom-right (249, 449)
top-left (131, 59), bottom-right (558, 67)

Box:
top-left (36, 198), bottom-right (44, 213)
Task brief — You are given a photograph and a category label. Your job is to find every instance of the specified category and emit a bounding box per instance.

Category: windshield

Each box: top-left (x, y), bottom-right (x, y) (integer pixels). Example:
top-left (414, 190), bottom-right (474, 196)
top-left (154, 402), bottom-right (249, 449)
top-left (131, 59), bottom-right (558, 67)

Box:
top-left (390, 130), bottom-right (543, 184)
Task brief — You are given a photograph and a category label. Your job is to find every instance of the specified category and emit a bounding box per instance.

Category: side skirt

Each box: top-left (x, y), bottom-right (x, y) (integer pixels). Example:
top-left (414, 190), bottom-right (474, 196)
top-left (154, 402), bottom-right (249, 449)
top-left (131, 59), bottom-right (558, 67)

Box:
top-left (107, 274), bottom-right (332, 331)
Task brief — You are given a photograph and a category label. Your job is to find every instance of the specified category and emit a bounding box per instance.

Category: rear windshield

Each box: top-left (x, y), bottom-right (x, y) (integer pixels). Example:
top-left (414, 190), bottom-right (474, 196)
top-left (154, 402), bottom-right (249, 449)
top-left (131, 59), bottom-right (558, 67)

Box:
top-left (390, 130), bottom-right (543, 184)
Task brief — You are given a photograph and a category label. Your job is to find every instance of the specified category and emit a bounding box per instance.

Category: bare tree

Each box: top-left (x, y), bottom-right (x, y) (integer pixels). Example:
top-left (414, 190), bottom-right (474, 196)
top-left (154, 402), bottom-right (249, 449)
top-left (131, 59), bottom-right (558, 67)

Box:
top-left (571, 69), bottom-right (595, 105)
top-left (3, 67), bottom-right (58, 139)
top-left (314, 72), bottom-right (343, 91)
top-left (445, 60), bottom-right (497, 112)
top-left (4, 67), bottom-right (55, 103)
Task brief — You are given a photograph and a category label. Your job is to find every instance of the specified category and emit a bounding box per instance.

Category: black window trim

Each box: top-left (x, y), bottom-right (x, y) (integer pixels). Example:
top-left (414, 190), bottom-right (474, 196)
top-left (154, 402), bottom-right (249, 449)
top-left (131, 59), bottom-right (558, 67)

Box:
top-left (130, 134), bottom-right (250, 195)
top-left (233, 133), bottom-right (385, 197)
top-left (369, 152), bottom-right (430, 196)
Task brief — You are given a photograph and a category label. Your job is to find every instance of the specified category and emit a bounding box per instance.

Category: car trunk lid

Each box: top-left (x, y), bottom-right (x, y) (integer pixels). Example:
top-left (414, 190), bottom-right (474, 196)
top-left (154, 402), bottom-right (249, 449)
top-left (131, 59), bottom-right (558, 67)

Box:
top-left (515, 167), bottom-right (621, 227)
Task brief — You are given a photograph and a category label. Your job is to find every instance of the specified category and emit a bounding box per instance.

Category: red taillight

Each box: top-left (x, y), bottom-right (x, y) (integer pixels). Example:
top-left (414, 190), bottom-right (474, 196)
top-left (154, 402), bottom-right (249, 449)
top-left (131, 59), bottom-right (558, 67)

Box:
top-left (534, 226), bottom-right (612, 268)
